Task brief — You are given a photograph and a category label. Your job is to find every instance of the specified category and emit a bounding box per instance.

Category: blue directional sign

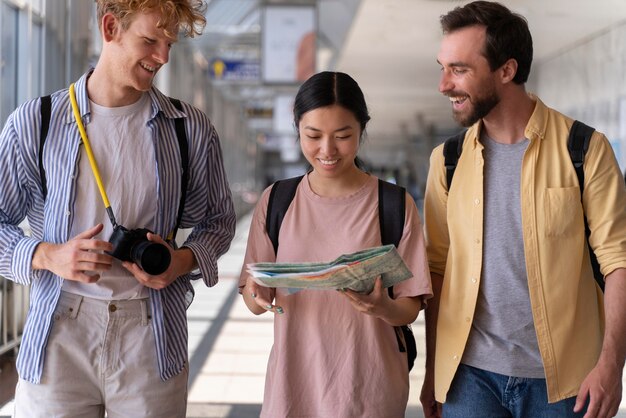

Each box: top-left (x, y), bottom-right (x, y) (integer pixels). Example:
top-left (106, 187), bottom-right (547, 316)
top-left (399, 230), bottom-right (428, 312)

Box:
top-left (209, 59), bottom-right (261, 82)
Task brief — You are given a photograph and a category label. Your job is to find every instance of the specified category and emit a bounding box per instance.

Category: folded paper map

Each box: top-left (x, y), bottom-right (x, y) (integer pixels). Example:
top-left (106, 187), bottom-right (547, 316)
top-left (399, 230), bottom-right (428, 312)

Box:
top-left (247, 245), bottom-right (413, 294)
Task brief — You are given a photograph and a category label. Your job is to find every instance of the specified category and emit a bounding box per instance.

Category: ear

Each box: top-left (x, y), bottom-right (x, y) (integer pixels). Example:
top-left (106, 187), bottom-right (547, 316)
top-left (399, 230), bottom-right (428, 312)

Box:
top-left (499, 58), bottom-right (518, 84)
top-left (101, 13), bottom-right (120, 43)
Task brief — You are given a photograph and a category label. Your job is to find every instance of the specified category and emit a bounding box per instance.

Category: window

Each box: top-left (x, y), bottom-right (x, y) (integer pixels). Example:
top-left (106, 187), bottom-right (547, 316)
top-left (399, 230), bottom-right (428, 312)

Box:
top-left (0, 2), bottom-right (18, 124)
top-left (17, 11), bottom-right (42, 105)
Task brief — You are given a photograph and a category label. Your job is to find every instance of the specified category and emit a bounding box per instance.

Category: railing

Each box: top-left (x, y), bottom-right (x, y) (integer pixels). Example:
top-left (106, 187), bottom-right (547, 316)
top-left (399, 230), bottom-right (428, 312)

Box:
top-left (0, 277), bottom-right (29, 356)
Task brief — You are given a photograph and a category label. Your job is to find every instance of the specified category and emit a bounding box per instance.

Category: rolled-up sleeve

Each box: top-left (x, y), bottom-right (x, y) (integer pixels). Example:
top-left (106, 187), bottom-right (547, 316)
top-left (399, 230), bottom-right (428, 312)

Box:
top-left (582, 131), bottom-right (626, 276)
top-left (0, 111), bottom-right (41, 285)
top-left (181, 121), bottom-right (236, 287)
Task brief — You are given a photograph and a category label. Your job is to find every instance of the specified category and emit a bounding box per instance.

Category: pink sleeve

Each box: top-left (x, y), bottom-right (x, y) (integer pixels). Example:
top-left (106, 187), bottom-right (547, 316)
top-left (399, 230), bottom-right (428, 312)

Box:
top-left (238, 187), bottom-right (277, 300)
top-left (391, 194), bottom-right (433, 302)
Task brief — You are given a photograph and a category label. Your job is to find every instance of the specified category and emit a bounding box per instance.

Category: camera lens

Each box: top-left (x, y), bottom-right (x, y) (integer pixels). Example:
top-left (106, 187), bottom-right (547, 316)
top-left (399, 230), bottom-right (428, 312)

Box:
top-left (131, 241), bottom-right (171, 275)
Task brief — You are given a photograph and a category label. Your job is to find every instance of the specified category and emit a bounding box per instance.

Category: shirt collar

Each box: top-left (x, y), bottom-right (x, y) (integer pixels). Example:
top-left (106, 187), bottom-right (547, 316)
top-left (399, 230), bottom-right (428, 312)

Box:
top-left (146, 87), bottom-right (187, 120)
top-left (523, 93), bottom-right (548, 143)
top-left (466, 93), bottom-right (547, 149)
top-left (64, 70), bottom-right (92, 125)
top-left (65, 70), bottom-right (187, 125)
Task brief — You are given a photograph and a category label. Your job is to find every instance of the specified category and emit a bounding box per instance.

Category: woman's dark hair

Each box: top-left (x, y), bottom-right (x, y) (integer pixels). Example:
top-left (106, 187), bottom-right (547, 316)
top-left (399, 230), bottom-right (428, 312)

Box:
top-left (440, 1), bottom-right (533, 84)
top-left (293, 71), bottom-right (371, 139)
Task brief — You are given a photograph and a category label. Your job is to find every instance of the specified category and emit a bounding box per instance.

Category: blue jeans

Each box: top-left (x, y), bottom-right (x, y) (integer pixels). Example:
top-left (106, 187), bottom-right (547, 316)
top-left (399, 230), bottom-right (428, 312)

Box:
top-left (443, 364), bottom-right (587, 418)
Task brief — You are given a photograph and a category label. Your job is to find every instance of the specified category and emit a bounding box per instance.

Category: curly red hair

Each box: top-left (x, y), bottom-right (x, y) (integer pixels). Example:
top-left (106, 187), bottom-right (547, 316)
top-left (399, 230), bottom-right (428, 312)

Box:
top-left (95, 0), bottom-right (207, 38)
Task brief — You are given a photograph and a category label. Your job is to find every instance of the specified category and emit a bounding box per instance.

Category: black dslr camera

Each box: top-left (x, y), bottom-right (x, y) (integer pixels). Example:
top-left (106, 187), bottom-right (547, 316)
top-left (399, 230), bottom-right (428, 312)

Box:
top-left (108, 225), bottom-right (171, 275)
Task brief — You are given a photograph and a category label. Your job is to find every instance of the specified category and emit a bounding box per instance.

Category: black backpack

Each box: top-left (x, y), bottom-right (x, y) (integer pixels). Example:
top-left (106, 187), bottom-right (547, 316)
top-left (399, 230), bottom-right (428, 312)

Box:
top-left (443, 121), bottom-right (604, 291)
top-left (266, 175), bottom-right (418, 371)
top-left (39, 95), bottom-right (189, 241)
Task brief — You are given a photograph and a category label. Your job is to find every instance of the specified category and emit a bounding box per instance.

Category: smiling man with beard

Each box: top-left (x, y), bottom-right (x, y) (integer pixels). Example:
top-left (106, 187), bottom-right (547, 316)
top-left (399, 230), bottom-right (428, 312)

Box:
top-left (420, 2), bottom-right (626, 418)
top-left (0, 1), bottom-right (235, 416)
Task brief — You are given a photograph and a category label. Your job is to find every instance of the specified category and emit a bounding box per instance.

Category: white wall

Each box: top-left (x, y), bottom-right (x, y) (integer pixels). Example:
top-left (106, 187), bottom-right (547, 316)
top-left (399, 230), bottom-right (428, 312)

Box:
top-left (532, 21), bottom-right (626, 170)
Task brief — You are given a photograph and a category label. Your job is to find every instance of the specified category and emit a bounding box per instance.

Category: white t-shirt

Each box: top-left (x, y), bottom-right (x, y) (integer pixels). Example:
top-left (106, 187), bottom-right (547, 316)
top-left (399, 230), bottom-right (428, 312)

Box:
top-left (63, 93), bottom-right (156, 300)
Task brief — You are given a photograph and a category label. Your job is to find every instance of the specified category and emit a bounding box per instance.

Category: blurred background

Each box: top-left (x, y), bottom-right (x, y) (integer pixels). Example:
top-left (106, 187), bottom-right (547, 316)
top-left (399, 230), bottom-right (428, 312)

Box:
top-left (1, 0), bottom-right (626, 416)
top-left (3, 0), bottom-right (626, 218)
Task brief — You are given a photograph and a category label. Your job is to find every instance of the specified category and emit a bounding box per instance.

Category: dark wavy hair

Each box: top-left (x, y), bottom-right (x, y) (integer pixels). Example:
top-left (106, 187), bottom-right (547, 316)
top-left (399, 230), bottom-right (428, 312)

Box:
top-left (440, 1), bottom-right (533, 84)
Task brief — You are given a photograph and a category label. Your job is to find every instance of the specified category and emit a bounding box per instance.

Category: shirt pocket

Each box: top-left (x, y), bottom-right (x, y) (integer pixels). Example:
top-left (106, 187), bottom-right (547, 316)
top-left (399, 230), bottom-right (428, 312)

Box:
top-left (544, 187), bottom-right (582, 237)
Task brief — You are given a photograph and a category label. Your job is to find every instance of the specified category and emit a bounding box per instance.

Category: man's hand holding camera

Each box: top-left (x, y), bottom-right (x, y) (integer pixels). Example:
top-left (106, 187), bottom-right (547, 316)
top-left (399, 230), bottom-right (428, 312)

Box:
top-left (32, 224), bottom-right (196, 289)
top-left (121, 232), bottom-right (196, 290)
top-left (32, 223), bottom-right (114, 282)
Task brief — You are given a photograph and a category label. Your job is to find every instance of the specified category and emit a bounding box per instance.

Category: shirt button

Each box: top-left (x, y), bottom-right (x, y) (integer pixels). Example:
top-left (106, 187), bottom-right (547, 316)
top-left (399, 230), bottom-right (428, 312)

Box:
top-left (465, 317), bottom-right (471, 322)
top-left (474, 198), bottom-right (480, 205)
top-left (453, 355), bottom-right (459, 361)
top-left (475, 238), bottom-right (481, 244)
top-left (471, 278), bottom-right (477, 283)
top-left (109, 304), bottom-right (117, 313)
top-left (65, 210), bottom-right (71, 216)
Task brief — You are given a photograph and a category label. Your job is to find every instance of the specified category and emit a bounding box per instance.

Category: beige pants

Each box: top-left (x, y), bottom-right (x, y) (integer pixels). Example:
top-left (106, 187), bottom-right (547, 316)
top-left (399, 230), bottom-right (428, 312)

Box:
top-left (14, 291), bottom-right (188, 418)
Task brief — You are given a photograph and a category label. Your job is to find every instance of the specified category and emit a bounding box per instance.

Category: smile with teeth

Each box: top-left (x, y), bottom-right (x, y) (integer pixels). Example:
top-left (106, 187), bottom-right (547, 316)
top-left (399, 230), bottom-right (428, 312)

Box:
top-left (449, 96), bottom-right (468, 105)
top-left (140, 62), bottom-right (158, 73)
top-left (319, 159), bottom-right (338, 165)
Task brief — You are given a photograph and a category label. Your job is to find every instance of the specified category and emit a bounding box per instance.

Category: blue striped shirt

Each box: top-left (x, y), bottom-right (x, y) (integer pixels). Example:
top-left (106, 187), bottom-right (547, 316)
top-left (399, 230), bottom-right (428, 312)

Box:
top-left (0, 72), bottom-right (236, 383)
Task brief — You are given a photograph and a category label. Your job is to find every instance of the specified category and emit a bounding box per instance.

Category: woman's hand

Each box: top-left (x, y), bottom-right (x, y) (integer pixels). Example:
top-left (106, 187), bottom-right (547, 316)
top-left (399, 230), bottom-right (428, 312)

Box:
top-left (341, 277), bottom-right (390, 316)
top-left (341, 277), bottom-right (421, 326)
top-left (242, 278), bottom-right (283, 315)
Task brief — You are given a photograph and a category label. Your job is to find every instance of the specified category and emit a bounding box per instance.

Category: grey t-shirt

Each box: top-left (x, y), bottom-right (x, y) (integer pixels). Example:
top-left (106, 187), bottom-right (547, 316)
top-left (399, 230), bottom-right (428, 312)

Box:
top-left (461, 135), bottom-right (544, 378)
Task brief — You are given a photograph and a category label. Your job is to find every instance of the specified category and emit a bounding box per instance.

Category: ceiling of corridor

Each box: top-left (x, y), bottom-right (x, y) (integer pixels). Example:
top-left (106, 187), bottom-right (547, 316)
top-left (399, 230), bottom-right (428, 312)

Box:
top-left (338, 0), bottom-right (626, 138)
top-left (198, 0), bottom-right (626, 139)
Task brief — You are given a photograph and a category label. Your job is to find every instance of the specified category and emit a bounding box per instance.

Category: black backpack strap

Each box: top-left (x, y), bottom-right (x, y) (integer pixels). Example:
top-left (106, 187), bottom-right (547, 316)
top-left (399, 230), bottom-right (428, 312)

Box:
top-left (266, 175), bottom-right (304, 255)
top-left (568, 120), bottom-right (594, 197)
top-left (39, 95), bottom-right (52, 200)
top-left (378, 179), bottom-right (405, 249)
top-left (378, 179), bottom-right (417, 370)
top-left (443, 131), bottom-right (466, 190)
top-left (568, 120), bottom-right (604, 292)
top-left (378, 179), bottom-right (405, 301)
top-left (169, 98), bottom-right (189, 242)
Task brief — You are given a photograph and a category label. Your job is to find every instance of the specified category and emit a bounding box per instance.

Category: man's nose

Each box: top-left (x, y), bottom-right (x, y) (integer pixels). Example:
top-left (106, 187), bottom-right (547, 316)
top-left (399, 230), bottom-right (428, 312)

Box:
top-left (153, 44), bottom-right (170, 65)
top-left (439, 71), bottom-right (453, 94)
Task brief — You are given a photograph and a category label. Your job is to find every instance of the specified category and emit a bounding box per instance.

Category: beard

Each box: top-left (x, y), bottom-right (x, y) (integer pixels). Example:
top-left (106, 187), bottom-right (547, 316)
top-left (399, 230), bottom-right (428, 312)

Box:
top-left (452, 89), bottom-right (500, 127)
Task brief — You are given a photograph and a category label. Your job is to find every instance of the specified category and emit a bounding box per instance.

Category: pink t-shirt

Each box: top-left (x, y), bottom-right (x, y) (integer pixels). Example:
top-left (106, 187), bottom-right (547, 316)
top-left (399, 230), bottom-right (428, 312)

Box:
top-left (239, 174), bottom-right (432, 418)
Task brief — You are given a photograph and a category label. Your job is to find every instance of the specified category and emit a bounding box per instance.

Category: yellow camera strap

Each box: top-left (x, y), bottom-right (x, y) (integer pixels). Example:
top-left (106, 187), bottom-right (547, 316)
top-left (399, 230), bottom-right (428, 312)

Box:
top-left (69, 83), bottom-right (118, 228)
top-left (68, 84), bottom-right (189, 242)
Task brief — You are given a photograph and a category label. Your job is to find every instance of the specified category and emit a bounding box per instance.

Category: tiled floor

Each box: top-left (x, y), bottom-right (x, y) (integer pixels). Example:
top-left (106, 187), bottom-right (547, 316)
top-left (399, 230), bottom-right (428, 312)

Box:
top-left (1, 213), bottom-right (625, 417)
top-left (184, 278), bottom-right (427, 418)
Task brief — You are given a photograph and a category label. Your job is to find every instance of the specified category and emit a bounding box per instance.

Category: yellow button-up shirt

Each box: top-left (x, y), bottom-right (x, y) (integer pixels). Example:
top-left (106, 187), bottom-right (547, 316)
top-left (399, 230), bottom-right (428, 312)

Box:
top-left (424, 96), bottom-right (626, 403)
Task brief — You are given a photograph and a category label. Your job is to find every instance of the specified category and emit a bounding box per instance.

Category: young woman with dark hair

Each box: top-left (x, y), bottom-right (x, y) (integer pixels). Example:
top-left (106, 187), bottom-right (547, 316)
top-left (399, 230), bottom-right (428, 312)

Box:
top-left (239, 71), bottom-right (432, 418)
